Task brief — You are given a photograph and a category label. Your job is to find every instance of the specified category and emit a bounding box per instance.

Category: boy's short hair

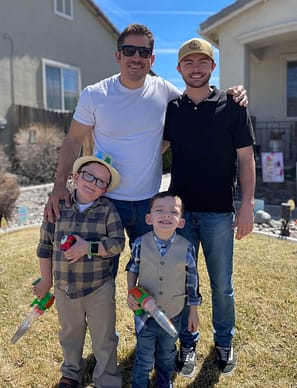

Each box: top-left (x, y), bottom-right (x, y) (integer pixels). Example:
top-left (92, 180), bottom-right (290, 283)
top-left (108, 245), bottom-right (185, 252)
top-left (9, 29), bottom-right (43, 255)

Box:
top-left (117, 24), bottom-right (154, 50)
top-left (149, 191), bottom-right (184, 216)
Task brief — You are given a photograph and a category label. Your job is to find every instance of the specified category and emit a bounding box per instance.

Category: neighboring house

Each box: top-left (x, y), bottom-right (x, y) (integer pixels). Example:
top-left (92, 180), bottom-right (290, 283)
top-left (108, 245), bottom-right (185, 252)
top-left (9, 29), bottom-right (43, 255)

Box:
top-left (0, 0), bottom-right (120, 154)
top-left (199, 0), bottom-right (297, 165)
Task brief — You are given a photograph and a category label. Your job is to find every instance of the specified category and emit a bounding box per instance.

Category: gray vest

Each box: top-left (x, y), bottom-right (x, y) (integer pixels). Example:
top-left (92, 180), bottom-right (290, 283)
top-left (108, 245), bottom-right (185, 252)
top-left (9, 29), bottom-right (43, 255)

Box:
top-left (139, 232), bottom-right (188, 318)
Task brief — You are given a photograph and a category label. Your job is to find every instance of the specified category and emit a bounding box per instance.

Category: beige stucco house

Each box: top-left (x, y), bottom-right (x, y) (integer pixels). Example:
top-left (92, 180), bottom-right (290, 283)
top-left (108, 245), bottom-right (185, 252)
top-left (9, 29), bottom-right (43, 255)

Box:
top-left (199, 0), bottom-right (297, 164)
top-left (0, 0), bottom-right (120, 153)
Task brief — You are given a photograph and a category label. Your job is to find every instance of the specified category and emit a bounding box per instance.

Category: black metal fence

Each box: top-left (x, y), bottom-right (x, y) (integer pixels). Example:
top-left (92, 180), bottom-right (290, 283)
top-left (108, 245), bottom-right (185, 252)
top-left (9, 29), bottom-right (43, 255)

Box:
top-left (253, 120), bottom-right (297, 165)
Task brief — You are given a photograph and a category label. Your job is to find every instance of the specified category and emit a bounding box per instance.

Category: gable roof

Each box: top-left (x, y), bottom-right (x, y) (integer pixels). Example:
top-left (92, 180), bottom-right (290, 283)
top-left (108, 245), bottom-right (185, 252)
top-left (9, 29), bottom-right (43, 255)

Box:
top-left (199, 0), bottom-right (263, 46)
top-left (81, 0), bottom-right (120, 38)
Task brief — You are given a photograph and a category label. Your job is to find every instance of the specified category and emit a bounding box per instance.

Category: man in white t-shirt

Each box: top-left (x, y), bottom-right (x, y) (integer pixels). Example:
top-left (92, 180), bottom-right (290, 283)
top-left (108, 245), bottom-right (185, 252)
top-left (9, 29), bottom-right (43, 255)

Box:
top-left (45, 24), bottom-right (247, 278)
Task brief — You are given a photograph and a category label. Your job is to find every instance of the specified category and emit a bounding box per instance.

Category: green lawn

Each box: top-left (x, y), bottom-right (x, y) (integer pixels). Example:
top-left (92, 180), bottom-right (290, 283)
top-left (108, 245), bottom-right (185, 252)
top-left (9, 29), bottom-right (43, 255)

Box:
top-left (0, 227), bottom-right (296, 387)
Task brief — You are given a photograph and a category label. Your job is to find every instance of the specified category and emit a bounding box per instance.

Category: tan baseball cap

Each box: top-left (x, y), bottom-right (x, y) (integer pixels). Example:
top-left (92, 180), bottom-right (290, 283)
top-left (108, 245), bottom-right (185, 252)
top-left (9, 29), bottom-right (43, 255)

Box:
top-left (72, 154), bottom-right (120, 192)
top-left (178, 38), bottom-right (214, 63)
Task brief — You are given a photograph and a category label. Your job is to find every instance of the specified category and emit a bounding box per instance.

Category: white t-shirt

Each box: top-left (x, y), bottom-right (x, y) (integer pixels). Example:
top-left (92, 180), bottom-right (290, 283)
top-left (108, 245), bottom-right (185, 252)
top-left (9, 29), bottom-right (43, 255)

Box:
top-left (73, 74), bottom-right (181, 201)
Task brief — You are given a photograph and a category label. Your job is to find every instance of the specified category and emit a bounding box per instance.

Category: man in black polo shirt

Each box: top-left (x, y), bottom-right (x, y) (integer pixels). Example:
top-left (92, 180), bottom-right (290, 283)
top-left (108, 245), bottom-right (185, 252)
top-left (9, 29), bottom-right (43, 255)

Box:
top-left (163, 37), bottom-right (255, 377)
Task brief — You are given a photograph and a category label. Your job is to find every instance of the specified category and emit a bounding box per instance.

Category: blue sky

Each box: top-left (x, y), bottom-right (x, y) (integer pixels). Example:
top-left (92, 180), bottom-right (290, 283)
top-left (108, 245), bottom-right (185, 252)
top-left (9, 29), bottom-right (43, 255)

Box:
top-left (94, 0), bottom-right (235, 91)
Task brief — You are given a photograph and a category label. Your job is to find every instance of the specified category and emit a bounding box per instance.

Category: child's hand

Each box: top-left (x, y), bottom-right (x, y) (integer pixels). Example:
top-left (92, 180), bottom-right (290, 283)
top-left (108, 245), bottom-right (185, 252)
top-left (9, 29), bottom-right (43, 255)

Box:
top-left (127, 294), bottom-right (140, 311)
top-left (63, 235), bottom-right (88, 263)
top-left (33, 278), bottom-right (52, 300)
top-left (188, 307), bottom-right (199, 333)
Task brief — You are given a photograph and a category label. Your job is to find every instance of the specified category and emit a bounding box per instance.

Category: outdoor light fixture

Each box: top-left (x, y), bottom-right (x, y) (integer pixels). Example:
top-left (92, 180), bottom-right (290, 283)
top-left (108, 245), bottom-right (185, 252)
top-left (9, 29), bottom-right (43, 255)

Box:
top-left (280, 202), bottom-right (291, 236)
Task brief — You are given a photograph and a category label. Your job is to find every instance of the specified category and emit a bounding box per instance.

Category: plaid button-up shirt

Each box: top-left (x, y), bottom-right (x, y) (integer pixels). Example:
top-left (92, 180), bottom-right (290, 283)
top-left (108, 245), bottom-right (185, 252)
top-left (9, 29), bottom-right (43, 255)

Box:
top-left (37, 191), bottom-right (125, 298)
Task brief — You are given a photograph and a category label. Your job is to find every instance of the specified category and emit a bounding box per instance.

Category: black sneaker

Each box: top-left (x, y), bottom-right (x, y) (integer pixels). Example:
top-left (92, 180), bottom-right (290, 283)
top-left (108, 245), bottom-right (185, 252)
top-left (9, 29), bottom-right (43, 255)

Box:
top-left (215, 344), bottom-right (236, 375)
top-left (176, 344), bottom-right (196, 378)
top-left (57, 376), bottom-right (79, 388)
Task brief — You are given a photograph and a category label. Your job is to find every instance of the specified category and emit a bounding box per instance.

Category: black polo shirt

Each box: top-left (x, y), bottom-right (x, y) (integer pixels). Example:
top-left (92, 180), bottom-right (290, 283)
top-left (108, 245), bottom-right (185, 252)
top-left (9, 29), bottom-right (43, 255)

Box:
top-left (163, 87), bottom-right (255, 212)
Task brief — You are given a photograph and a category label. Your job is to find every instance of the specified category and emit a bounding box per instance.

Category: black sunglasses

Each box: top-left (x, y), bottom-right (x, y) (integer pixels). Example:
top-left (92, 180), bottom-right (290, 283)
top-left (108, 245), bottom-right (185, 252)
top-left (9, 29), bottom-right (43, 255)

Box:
top-left (79, 170), bottom-right (110, 190)
top-left (120, 45), bottom-right (153, 59)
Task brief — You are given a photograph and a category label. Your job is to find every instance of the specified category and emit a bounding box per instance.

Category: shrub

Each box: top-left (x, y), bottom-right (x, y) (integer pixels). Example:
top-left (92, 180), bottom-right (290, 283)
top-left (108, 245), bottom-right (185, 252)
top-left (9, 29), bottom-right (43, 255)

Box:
top-left (13, 123), bottom-right (64, 185)
top-left (0, 144), bottom-right (11, 175)
top-left (0, 145), bottom-right (20, 220)
top-left (162, 148), bottom-right (172, 173)
top-left (0, 173), bottom-right (20, 220)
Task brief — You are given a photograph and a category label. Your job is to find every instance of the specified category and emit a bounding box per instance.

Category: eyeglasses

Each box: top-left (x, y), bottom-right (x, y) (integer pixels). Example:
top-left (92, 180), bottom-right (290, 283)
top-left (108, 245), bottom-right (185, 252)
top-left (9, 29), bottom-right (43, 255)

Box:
top-left (120, 45), bottom-right (153, 59)
top-left (79, 170), bottom-right (110, 189)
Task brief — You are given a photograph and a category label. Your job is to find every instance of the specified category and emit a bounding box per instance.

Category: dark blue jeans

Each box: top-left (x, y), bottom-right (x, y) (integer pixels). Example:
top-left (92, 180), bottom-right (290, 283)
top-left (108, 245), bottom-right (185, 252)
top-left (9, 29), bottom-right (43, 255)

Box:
top-left (178, 212), bottom-right (235, 348)
top-left (132, 313), bottom-right (182, 388)
top-left (109, 198), bottom-right (152, 278)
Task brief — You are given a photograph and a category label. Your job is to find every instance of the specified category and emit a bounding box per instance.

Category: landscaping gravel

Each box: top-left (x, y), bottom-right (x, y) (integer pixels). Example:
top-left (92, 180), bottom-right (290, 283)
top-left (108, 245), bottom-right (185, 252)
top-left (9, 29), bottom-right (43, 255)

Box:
top-left (1, 180), bottom-right (297, 242)
top-left (2, 183), bottom-right (53, 232)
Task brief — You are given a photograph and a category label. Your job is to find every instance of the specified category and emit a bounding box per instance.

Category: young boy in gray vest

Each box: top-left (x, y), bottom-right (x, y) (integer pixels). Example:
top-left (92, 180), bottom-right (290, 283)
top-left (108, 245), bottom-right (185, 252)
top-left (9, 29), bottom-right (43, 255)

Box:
top-left (126, 191), bottom-right (202, 387)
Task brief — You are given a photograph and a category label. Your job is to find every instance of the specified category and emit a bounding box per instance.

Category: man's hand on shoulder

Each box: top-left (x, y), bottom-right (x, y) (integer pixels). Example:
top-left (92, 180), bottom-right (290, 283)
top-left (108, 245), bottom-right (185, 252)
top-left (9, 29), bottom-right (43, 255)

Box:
top-left (226, 85), bottom-right (248, 107)
top-left (44, 182), bottom-right (70, 223)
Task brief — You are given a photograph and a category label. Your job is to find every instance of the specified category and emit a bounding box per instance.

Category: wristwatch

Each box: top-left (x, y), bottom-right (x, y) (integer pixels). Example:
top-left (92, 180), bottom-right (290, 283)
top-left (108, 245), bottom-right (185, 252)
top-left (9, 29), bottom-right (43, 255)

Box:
top-left (88, 242), bottom-right (99, 257)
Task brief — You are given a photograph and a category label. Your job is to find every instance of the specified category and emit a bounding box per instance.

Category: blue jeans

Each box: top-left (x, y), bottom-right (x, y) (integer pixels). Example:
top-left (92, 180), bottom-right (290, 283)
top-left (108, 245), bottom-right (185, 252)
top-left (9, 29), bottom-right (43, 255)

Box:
top-left (178, 212), bottom-right (235, 348)
top-left (132, 313), bottom-right (182, 388)
top-left (109, 198), bottom-right (152, 278)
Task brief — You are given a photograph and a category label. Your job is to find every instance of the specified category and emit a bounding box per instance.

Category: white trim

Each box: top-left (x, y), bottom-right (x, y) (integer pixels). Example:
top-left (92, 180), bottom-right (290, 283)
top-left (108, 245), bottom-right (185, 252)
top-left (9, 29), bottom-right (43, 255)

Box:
top-left (199, 0), bottom-right (262, 37)
top-left (42, 58), bottom-right (81, 112)
top-left (237, 20), bottom-right (297, 45)
top-left (281, 54), bottom-right (297, 120)
top-left (54, 0), bottom-right (73, 21)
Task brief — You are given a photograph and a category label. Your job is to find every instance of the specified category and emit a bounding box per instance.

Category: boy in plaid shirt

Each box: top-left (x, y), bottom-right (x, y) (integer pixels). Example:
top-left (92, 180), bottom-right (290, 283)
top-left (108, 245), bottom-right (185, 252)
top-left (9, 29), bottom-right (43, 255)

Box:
top-left (34, 154), bottom-right (125, 388)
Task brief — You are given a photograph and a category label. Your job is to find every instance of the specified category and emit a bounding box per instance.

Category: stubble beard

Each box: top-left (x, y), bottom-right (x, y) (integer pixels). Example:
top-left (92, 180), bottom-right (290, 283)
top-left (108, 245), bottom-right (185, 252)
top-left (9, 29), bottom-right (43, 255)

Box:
top-left (126, 61), bottom-right (149, 82)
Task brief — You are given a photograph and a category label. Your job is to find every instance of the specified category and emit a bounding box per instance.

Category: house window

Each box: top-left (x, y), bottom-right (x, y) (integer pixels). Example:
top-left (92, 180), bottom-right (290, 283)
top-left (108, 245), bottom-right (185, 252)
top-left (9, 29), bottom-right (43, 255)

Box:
top-left (54, 0), bottom-right (73, 19)
top-left (43, 60), bottom-right (80, 111)
top-left (287, 61), bottom-right (297, 117)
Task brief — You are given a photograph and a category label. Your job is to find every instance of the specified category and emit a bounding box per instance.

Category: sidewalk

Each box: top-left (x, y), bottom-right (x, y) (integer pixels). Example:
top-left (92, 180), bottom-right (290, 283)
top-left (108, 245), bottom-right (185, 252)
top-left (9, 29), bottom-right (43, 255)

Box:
top-left (160, 173), bottom-right (171, 191)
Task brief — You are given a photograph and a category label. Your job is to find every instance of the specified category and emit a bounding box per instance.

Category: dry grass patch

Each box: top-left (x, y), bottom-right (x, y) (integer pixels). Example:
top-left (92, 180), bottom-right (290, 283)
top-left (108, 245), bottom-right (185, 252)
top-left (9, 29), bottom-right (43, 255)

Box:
top-left (0, 228), bottom-right (296, 387)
